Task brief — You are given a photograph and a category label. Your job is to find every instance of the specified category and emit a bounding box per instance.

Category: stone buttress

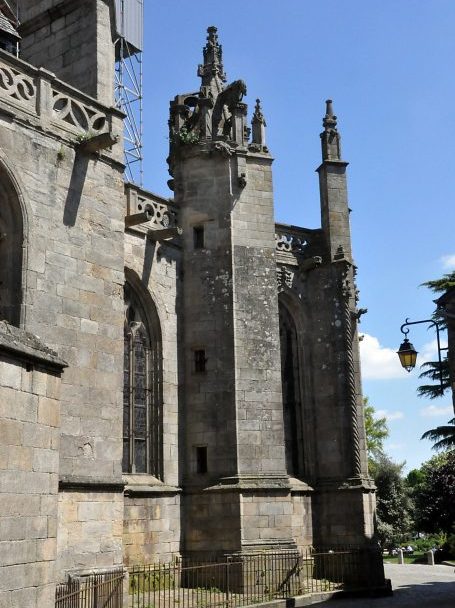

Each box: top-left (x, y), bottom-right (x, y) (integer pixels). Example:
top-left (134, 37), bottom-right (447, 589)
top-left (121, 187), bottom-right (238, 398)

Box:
top-left (168, 27), bottom-right (303, 559)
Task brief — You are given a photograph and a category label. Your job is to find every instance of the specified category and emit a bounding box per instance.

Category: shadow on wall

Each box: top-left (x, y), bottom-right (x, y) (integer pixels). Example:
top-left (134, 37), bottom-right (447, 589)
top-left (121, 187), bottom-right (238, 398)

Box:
top-left (142, 238), bottom-right (156, 285)
top-left (63, 151), bottom-right (90, 227)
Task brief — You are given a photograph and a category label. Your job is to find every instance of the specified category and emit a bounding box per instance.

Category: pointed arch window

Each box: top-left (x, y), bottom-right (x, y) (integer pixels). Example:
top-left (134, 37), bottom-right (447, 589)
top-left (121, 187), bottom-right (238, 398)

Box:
top-left (123, 281), bottom-right (163, 478)
top-left (279, 301), bottom-right (302, 477)
top-left (0, 175), bottom-right (24, 326)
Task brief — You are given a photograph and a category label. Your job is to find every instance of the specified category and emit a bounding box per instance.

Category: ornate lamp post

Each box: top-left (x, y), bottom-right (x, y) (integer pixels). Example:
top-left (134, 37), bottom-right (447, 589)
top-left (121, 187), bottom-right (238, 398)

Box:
top-left (397, 318), bottom-right (446, 389)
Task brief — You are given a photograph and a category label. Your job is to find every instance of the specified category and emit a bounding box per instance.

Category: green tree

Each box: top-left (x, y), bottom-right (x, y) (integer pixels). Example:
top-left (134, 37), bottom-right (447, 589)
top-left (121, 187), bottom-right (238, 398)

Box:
top-left (417, 357), bottom-right (450, 400)
top-left (412, 451), bottom-right (455, 534)
top-left (363, 397), bottom-right (389, 461)
top-left (421, 417), bottom-right (455, 451)
top-left (418, 271), bottom-right (455, 449)
top-left (421, 271), bottom-right (455, 297)
top-left (372, 455), bottom-right (413, 549)
top-left (362, 400), bottom-right (412, 547)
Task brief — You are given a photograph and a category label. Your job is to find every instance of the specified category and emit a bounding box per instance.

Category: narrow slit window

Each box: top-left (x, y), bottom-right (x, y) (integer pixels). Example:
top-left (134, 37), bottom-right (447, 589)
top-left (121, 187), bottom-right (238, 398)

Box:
top-left (194, 349), bottom-right (206, 373)
top-left (196, 446), bottom-right (208, 474)
top-left (193, 226), bottom-right (205, 249)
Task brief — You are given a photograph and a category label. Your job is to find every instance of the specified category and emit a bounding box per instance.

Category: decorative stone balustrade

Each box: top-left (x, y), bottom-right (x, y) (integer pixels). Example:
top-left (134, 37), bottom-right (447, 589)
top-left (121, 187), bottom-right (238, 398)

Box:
top-left (275, 224), bottom-right (323, 257)
top-left (0, 49), bottom-right (120, 139)
top-left (125, 183), bottom-right (179, 232)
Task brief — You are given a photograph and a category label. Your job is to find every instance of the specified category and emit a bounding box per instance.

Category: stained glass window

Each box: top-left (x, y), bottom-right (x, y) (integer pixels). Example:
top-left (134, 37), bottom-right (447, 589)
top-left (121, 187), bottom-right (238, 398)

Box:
top-left (123, 281), bottom-right (162, 478)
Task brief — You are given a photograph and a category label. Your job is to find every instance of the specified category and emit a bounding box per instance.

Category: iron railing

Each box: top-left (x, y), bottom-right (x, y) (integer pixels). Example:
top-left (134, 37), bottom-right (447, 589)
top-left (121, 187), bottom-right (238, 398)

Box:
top-left (55, 568), bottom-right (124, 608)
top-left (127, 547), bottom-right (382, 608)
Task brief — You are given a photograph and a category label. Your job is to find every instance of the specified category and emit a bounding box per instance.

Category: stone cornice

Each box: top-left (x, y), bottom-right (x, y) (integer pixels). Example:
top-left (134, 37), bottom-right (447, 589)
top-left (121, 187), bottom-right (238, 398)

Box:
top-left (0, 321), bottom-right (67, 371)
top-left (59, 476), bottom-right (125, 493)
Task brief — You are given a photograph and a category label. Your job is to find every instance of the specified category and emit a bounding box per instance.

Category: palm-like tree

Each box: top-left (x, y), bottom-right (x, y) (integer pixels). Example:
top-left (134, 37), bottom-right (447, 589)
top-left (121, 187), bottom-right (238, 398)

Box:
top-left (417, 358), bottom-right (450, 400)
top-left (421, 417), bottom-right (455, 451)
top-left (418, 272), bottom-right (455, 451)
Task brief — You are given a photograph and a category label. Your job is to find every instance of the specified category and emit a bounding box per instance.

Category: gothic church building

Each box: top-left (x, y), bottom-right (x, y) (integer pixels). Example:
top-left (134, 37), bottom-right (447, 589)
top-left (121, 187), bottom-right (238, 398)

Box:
top-left (0, 1), bottom-right (382, 605)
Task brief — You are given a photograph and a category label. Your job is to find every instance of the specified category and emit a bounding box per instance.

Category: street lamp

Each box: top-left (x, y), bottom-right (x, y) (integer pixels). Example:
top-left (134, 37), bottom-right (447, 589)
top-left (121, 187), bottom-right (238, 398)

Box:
top-left (397, 336), bottom-right (418, 372)
top-left (397, 318), bottom-right (446, 389)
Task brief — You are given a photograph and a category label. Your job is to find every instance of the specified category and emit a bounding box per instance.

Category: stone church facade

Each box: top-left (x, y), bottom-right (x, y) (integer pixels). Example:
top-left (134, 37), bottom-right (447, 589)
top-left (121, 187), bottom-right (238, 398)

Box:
top-left (0, 1), bottom-right (382, 605)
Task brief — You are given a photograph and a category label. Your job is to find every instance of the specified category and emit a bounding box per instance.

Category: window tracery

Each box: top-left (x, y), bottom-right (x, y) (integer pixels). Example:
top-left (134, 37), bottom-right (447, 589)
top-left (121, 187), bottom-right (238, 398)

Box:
top-left (123, 281), bottom-right (162, 478)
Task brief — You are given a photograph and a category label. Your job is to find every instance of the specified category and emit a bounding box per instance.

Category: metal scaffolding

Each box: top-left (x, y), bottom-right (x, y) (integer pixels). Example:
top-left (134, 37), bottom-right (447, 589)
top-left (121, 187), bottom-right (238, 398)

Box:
top-left (114, 0), bottom-right (144, 185)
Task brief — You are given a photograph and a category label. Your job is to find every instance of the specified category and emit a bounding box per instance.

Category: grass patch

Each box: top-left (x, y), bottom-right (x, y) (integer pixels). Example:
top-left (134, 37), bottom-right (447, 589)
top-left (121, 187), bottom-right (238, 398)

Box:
top-left (383, 551), bottom-right (426, 565)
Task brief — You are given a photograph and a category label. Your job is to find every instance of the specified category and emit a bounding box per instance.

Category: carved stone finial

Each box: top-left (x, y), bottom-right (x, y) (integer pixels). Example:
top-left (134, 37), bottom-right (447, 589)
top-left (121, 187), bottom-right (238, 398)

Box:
top-left (320, 98), bottom-right (341, 161)
top-left (250, 98), bottom-right (268, 152)
top-left (323, 99), bottom-right (337, 131)
top-left (253, 99), bottom-right (266, 125)
top-left (198, 25), bottom-right (226, 86)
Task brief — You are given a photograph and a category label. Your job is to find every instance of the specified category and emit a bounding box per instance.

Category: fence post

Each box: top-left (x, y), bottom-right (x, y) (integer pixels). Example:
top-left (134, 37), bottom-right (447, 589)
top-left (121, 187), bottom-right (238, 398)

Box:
top-left (122, 567), bottom-right (129, 608)
top-left (226, 555), bottom-right (231, 606)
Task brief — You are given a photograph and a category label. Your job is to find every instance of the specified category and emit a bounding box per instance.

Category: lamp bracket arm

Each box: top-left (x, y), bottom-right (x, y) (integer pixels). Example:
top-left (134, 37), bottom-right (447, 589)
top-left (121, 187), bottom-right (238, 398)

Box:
top-left (400, 318), bottom-right (442, 336)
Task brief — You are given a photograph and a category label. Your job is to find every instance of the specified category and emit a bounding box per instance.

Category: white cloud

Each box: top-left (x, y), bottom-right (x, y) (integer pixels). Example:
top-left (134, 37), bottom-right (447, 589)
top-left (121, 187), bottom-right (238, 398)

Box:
top-left (385, 442), bottom-right (405, 451)
top-left (440, 254), bottom-right (455, 270)
top-left (420, 404), bottom-right (453, 418)
top-left (375, 409), bottom-right (405, 421)
top-left (359, 333), bottom-right (404, 380)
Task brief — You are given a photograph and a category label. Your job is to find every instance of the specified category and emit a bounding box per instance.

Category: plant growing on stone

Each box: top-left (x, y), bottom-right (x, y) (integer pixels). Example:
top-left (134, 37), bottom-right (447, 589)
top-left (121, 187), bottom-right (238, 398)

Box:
top-left (178, 124), bottom-right (199, 145)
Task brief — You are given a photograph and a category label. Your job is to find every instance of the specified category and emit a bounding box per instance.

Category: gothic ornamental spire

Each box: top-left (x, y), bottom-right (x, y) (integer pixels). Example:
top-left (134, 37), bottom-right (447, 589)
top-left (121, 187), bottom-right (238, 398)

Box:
top-left (197, 26), bottom-right (226, 89)
top-left (320, 99), bottom-right (341, 161)
top-left (168, 26), bottom-right (271, 178)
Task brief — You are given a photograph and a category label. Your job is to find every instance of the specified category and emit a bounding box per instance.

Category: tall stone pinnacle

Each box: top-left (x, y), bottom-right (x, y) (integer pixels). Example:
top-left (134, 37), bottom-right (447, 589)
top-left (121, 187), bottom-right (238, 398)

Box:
top-left (197, 26), bottom-right (226, 90)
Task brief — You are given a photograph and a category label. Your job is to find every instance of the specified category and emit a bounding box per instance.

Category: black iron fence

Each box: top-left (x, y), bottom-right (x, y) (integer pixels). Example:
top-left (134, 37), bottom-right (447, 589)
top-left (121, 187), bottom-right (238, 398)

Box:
top-left (55, 568), bottom-right (124, 608)
top-left (128, 547), bottom-right (383, 608)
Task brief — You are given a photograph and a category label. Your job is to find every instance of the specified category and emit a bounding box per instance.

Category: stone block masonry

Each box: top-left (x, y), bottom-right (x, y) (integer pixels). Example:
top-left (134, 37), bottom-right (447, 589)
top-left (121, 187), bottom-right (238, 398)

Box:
top-left (19, 0), bottom-right (116, 103)
top-left (0, 322), bottom-right (66, 608)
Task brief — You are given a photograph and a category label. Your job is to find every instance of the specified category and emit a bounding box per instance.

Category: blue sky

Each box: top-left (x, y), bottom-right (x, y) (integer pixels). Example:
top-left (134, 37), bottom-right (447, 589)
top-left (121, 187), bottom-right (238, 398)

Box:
top-left (140, 1), bottom-right (455, 472)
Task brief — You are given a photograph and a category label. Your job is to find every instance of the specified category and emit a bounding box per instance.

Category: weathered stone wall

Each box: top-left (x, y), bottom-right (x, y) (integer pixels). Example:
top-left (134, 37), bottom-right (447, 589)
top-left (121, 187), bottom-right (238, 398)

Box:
top-left (240, 493), bottom-right (293, 547)
top-left (19, 0), bottom-right (115, 103)
top-left (175, 145), bottom-right (298, 555)
top-left (231, 154), bottom-right (287, 476)
top-left (123, 197), bottom-right (181, 562)
top-left (290, 493), bottom-right (313, 549)
top-left (177, 151), bottom-right (238, 488)
top-left (182, 492), bottom-right (242, 557)
top-left (123, 493), bottom-right (180, 565)
top-left (124, 222), bottom-right (180, 488)
top-left (0, 324), bottom-right (65, 607)
top-left (0, 49), bottom-right (126, 576)
top-left (57, 491), bottom-right (124, 571)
